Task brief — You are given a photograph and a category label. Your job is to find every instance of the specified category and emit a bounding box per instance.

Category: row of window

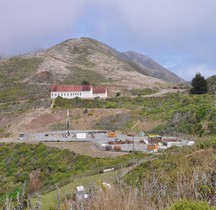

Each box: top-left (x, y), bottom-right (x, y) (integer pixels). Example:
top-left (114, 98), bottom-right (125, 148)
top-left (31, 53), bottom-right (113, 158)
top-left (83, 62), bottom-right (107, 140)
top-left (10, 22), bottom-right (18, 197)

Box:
top-left (51, 92), bottom-right (82, 97)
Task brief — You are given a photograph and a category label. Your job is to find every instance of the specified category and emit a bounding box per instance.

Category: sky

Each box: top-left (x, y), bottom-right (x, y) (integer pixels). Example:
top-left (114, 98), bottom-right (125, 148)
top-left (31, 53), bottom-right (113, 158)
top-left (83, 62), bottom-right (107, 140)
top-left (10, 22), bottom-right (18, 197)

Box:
top-left (1, 0), bottom-right (216, 81)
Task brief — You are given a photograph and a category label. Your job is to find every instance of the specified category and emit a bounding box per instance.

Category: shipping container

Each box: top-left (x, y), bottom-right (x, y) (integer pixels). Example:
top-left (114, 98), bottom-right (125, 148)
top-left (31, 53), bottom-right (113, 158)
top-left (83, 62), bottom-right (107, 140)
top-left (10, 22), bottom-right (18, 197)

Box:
top-left (107, 131), bottom-right (117, 138)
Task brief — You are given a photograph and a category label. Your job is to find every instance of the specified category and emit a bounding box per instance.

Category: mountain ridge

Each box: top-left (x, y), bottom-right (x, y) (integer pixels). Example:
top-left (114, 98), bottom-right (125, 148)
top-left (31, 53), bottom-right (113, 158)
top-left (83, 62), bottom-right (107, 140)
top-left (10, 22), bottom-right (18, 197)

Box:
top-left (121, 50), bottom-right (184, 83)
top-left (0, 37), bottom-right (185, 102)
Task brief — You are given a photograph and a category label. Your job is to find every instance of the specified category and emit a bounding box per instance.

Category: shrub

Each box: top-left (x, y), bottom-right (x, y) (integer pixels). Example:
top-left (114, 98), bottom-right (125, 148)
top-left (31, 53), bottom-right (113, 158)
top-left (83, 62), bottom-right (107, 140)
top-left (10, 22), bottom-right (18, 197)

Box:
top-left (167, 199), bottom-right (216, 210)
top-left (105, 102), bottom-right (117, 109)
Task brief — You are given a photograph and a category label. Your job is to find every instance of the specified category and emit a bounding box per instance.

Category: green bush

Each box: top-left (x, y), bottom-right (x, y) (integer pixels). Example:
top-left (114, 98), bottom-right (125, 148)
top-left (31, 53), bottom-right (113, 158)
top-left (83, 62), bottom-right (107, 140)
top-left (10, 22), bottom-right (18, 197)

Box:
top-left (167, 199), bottom-right (216, 210)
top-left (197, 138), bottom-right (216, 149)
top-left (53, 93), bottom-right (216, 136)
top-left (105, 102), bottom-right (117, 109)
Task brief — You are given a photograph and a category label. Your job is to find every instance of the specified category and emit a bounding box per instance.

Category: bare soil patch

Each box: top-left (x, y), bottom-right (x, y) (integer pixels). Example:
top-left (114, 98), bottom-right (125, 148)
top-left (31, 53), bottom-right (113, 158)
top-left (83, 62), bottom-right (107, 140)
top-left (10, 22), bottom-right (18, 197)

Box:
top-left (42, 142), bottom-right (127, 158)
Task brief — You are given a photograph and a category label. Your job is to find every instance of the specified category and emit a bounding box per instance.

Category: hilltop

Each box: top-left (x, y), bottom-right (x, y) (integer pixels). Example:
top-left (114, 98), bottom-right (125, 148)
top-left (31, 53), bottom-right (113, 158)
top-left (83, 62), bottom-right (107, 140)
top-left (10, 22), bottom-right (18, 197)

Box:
top-left (0, 37), bottom-right (184, 103)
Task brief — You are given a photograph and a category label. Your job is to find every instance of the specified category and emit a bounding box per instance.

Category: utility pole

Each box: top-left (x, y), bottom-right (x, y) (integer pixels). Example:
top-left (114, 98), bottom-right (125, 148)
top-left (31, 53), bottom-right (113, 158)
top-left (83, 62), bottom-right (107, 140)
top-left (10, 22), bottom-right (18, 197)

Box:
top-left (66, 110), bottom-right (70, 136)
top-left (129, 121), bottom-right (139, 169)
top-left (132, 134), bottom-right (135, 169)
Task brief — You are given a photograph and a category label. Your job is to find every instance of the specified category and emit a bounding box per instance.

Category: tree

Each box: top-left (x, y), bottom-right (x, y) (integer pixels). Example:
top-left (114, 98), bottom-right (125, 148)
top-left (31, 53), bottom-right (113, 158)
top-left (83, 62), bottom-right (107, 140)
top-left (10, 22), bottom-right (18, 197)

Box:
top-left (81, 80), bottom-right (90, 85)
top-left (190, 73), bottom-right (208, 94)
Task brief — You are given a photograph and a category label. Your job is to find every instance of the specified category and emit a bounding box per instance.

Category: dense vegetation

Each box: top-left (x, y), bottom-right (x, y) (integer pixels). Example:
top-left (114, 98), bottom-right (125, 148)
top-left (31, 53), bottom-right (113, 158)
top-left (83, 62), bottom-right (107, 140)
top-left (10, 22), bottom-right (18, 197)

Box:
top-left (0, 142), bottom-right (146, 205)
top-left (2, 92), bottom-right (216, 209)
top-left (124, 138), bottom-right (216, 209)
top-left (54, 93), bottom-right (216, 136)
top-left (207, 75), bottom-right (216, 94)
top-left (190, 73), bottom-right (208, 94)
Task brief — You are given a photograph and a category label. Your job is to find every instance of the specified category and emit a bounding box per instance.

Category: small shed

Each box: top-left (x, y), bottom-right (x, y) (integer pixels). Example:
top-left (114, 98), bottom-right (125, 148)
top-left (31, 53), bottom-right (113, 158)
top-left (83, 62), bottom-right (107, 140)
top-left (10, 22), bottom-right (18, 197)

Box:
top-left (76, 185), bottom-right (88, 201)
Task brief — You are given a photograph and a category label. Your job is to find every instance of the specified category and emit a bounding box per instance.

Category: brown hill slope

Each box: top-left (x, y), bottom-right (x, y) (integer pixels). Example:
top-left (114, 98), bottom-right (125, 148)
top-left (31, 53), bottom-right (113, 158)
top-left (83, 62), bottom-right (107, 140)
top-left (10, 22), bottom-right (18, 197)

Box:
top-left (0, 37), bottom-right (183, 103)
top-left (121, 51), bottom-right (184, 83)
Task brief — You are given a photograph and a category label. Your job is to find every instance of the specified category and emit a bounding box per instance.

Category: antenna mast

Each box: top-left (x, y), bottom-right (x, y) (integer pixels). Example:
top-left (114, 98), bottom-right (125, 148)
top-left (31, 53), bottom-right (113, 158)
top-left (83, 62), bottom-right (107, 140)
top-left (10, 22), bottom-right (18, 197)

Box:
top-left (66, 110), bottom-right (70, 136)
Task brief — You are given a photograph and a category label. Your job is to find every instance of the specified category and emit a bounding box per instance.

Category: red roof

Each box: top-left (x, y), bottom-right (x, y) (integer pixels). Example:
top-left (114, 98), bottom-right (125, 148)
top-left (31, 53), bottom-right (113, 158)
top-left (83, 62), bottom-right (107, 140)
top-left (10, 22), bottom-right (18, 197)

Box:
top-left (51, 85), bottom-right (91, 92)
top-left (93, 87), bottom-right (107, 94)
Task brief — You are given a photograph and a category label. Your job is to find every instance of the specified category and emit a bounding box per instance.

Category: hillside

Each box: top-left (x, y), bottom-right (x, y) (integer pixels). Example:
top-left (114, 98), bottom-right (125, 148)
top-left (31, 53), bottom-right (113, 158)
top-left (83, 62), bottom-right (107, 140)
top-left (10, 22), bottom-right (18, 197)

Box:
top-left (0, 142), bottom-right (145, 206)
top-left (0, 37), bottom-right (183, 104)
top-left (124, 139), bottom-right (216, 209)
top-left (207, 75), bottom-right (216, 94)
top-left (1, 90), bottom-right (216, 138)
top-left (121, 51), bottom-right (184, 83)
top-left (0, 37), bottom-right (186, 136)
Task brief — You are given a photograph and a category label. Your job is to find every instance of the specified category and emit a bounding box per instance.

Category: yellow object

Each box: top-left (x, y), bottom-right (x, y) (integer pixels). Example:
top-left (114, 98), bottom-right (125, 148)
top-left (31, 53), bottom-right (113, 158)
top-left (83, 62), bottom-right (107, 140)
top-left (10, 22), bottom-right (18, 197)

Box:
top-left (147, 144), bottom-right (159, 151)
top-left (148, 134), bottom-right (161, 139)
top-left (107, 131), bottom-right (117, 138)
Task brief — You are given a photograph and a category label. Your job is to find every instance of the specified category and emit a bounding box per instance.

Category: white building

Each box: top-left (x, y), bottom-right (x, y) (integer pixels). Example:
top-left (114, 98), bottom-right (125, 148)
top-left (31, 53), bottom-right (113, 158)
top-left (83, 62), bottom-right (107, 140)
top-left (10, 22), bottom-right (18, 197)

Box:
top-left (51, 84), bottom-right (107, 99)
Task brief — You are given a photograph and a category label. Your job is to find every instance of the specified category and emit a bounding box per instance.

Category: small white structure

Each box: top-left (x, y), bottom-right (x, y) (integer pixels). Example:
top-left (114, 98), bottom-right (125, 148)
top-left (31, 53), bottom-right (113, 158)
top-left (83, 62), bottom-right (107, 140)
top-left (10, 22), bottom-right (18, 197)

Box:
top-left (76, 185), bottom-right (88, 201)
top-left (51, 84), bottom-right (107, 99)
top-left (103, 168), bottom-right (115, 173)
top-left (76, 185), bottom-right (85, 192)
top-left (187, 141), bottom-right (195, 146)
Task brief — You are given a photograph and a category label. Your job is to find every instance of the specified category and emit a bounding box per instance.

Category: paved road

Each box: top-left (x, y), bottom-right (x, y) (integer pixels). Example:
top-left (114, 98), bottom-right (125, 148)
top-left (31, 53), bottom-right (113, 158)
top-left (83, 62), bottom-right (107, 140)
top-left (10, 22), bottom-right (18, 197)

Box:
top-left (0, 130), bottom-right (150, 152)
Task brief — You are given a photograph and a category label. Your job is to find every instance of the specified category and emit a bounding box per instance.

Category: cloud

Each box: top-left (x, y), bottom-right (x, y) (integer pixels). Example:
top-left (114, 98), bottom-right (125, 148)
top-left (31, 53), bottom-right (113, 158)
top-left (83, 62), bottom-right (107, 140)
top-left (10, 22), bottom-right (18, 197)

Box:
top-left (1, 0), bottom-right (216, 80)
top-left (0, 0), bottom-right (86, 56)
top-left (171, 63), bottom-right (216, 81)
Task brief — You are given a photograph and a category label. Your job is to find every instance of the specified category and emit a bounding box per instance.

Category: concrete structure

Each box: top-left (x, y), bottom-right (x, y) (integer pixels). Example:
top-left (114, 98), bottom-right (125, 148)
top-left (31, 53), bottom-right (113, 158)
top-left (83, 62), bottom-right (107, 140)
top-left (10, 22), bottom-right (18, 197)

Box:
top-left (51, 84), bottom-right (107, 99)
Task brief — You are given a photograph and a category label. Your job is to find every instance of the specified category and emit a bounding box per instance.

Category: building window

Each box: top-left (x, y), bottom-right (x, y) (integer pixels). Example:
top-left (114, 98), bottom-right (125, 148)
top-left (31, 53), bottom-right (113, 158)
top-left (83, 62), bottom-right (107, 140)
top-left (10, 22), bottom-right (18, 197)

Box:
top-left (61, 93), bottom-right (63, 96)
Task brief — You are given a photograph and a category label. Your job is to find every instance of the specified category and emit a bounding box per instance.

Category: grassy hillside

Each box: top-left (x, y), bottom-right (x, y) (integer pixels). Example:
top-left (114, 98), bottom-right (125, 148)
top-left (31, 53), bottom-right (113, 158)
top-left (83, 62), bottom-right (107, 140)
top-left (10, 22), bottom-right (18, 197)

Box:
top-left (1, 92), bottom-right (216, 209)
top-left (0, 57), bottom-right (48, 103)
top-left (3, 139), bottom-right (214, 210)
top-left (54, 93), bottom-right (216, 136)
top-left (0, 142), bottom-right (146, 205)
top-left (123, 138), bottom-right (216, 208)
top-left (207, 75), bottom-right (216, 94)
top-left (0, 57), bottom-right (43, 83)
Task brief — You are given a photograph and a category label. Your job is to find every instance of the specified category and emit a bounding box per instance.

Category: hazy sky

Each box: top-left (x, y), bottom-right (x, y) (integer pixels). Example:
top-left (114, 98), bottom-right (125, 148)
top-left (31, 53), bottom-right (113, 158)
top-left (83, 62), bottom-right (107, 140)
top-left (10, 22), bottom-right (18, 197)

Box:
top-left (1, 0), bottom-right (216, 81)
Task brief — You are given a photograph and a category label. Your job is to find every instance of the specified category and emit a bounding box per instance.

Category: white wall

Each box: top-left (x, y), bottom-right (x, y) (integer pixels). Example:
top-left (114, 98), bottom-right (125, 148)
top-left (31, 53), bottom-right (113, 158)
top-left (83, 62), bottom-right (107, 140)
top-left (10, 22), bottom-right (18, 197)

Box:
top-left (93, 90), bottom-right (108, 98)
top-left (51, 91), bottom-right (93, 99)
top-left (51, 87), bottom-right (107, 99)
